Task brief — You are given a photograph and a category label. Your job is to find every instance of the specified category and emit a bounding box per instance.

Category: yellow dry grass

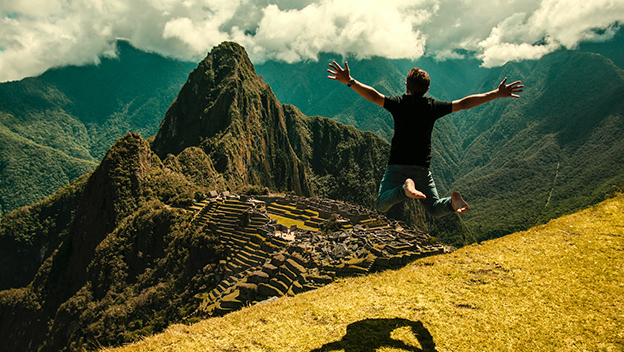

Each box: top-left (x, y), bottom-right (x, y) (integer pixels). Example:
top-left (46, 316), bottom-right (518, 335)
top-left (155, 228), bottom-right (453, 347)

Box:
top-left (104, 195), bottom-right (624, 352)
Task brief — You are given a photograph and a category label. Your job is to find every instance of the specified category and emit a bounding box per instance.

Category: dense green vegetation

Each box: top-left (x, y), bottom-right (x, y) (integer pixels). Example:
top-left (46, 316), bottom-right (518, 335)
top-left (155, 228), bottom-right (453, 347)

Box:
top-left (444, 50), bottom-right (624, 241)
top-left (0, 133), bottom-right (224, 351)
top-left (0, 40), bottom-right (196, 217)
top-left (0, 172), bottom-right (90, 290)
top-left (0, 123), bottom-right (96, 217)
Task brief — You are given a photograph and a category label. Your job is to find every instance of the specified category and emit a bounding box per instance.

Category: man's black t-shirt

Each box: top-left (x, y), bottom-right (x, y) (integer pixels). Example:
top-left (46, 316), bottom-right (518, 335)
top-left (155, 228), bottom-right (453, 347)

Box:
top-left (383, 95), bottom-right (452, 167)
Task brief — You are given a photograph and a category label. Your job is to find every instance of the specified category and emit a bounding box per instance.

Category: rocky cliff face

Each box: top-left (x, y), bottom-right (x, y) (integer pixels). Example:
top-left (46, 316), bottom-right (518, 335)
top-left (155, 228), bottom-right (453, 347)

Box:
top-left (151, 42), bottom-right (393, 208)
top-left (152, 42), bottom-right (311, 195)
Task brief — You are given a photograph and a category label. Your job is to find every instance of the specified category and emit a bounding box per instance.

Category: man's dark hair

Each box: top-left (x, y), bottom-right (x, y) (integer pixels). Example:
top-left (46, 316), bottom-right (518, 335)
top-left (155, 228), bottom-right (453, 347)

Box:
top-left (406, 68), bottom-right (430, 96)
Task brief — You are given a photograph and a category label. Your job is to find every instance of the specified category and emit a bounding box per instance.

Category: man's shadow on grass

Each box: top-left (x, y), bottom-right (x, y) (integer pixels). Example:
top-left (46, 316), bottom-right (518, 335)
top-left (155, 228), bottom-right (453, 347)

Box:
top-left (310, 317), bottom-right (438, 352)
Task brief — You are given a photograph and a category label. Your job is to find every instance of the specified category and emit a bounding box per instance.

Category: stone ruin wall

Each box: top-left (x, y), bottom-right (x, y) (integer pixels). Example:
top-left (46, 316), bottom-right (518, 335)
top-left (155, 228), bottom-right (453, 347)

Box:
top-left (189, 191), bottom-right (447, 317)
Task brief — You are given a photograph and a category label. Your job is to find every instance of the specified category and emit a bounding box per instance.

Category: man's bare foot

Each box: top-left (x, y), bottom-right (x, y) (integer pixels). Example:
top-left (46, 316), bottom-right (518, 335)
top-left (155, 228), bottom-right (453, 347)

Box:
top-left (403, 179), bottom-right (427, 199)
top-left (451, 191), bottom-right (469, 214)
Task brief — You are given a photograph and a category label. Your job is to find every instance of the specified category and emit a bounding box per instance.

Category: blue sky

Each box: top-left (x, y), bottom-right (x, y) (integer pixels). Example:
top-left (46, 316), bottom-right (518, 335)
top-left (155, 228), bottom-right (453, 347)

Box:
top-left (0, 0), bottom-right (623, 82)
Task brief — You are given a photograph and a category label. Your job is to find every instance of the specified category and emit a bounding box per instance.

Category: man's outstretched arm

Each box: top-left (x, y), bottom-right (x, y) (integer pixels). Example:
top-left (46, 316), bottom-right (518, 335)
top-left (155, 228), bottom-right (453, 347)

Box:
top-left (327, 61), bottom-right (385, 107)
top-left (452, 77), bottom-right (524, 112)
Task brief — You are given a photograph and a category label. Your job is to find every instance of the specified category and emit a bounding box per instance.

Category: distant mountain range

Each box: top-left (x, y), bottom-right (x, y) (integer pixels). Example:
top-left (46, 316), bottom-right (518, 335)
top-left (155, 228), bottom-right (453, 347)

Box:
top-left (1, 33), bottom-right (622, 242)
top-left (0, 40), bottom-right (196, 217)
top-left (255, 53), bottom-right (489, 143)
top-left (256, 32), bottom-right (624, 239)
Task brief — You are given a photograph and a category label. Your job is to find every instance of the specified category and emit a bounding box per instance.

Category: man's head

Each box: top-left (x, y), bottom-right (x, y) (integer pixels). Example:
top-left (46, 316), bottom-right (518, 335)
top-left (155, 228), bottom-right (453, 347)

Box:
top-left (406, 68), bottom-right (430, 96)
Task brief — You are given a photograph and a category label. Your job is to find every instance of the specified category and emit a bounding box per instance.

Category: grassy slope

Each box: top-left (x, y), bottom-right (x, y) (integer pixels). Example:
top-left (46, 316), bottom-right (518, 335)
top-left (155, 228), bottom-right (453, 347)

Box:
top-left (105, 195), bottom-right (624, 352)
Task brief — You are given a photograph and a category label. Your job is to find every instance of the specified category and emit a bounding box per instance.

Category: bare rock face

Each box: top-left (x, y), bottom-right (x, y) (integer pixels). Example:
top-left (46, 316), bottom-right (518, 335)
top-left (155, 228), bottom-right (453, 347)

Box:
top-left (151, 42), bottom-right (311, 195)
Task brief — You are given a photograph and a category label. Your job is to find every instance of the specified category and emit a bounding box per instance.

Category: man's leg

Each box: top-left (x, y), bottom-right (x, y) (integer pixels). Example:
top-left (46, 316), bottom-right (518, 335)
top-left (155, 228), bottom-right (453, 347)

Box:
top-left (376, 165), bottom-right (425, 213)
top-left (412, 169), bottom-right (456, 218)
top-left (414, 171), bottom-right (470, 217)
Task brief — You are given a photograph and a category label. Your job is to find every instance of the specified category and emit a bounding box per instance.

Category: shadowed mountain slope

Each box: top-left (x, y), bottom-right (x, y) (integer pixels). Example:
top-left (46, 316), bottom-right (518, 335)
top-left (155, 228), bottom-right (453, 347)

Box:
top-left (0, 133), bottom-right (222, 351)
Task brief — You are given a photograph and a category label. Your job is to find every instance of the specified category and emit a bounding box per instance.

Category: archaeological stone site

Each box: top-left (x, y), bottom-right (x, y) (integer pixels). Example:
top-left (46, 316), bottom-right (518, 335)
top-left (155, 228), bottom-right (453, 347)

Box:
top-left (188, 191), bottom-right (447, 316)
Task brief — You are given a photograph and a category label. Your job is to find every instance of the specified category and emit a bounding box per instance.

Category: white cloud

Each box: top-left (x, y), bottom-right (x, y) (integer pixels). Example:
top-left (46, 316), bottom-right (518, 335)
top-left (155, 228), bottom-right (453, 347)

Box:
top-left (0, 0), bottom-right (623, 82)
top-left (476, 0), bottom-right (624, 67)
top-left (248, 0), bottom-right (429, 63)
top-left (433, 49), bottom-right (466, 62)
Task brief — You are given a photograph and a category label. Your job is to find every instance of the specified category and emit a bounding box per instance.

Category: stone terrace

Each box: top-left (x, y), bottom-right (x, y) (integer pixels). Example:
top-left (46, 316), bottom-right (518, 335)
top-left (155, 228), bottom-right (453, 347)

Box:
top-left (189, 192), bottom-right (446, 317)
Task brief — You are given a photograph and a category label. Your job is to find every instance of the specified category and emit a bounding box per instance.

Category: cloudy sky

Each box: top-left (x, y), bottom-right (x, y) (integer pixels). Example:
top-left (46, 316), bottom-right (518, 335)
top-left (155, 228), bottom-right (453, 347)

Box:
top-left (1, 0), bottom-right (623, 82)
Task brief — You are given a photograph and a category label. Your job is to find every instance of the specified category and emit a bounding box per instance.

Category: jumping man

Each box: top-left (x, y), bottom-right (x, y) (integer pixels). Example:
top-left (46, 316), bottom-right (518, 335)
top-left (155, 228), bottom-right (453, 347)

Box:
top-left (327, 61), bottom-right (523, 217)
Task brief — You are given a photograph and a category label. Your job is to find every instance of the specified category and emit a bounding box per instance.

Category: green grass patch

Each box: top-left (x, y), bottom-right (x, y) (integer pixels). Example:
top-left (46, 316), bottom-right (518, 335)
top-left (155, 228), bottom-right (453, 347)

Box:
top-left (268, 213), bottom-right (318, 231)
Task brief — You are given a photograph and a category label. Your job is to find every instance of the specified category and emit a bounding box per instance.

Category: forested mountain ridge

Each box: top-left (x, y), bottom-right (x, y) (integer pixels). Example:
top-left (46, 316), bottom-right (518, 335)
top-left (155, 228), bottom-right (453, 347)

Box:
top-left (257, 42), bottom-right (624, 242)
top-left (255, 54), bottom-right (488, 143)
top-left (0, 41), bottom-right (196, 217)
top-left (442, 50), bottom-right (624, 238)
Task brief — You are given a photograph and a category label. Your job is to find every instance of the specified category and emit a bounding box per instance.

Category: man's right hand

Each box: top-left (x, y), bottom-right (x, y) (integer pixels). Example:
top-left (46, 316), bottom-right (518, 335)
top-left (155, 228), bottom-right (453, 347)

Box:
top-left (327, 61), bottom-right (351, 85)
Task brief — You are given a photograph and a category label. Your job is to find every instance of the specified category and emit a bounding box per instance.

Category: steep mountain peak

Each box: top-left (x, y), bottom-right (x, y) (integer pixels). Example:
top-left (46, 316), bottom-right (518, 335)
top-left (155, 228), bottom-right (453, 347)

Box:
top-left (35, 133), bottom-right (158, 293)
top-left (151, 41), bottom-right (313, 194)
top-left (209, 41), bottom-right (260, 86)
top-left (151, 41), bottom-right (270, 159)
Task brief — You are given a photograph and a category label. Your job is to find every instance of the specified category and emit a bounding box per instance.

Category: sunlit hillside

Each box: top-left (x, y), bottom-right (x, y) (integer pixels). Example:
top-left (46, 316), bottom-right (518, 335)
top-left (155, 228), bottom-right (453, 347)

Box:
top-left (104, 194), bottom-right (624, 352)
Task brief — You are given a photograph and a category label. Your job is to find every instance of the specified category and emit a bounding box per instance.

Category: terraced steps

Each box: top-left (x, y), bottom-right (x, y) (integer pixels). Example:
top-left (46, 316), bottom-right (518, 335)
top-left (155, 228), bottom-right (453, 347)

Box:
top-left (187, 192), bottom-right (447, 318)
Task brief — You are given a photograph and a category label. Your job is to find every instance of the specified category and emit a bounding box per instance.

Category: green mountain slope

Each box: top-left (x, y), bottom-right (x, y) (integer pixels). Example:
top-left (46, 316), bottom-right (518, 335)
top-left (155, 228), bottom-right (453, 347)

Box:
top-left (257, 54), bottom-right (405, 143)
top-left (577, 27), bottom-right (624, 69)
top-left (257, 41), bottom-right (624, 243)
top-left (0, 124), bottom-right (96, 217)
top-left (103, 193), bottom-right (624, 352)
top-left (445, 50), bottom-right (624, 239)
top-left (0, 133), bottom-right (220, 351)
top-left (0, 41), bottom-right (196, 217)
top-left (255, 54), bottom-right (488, 143)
